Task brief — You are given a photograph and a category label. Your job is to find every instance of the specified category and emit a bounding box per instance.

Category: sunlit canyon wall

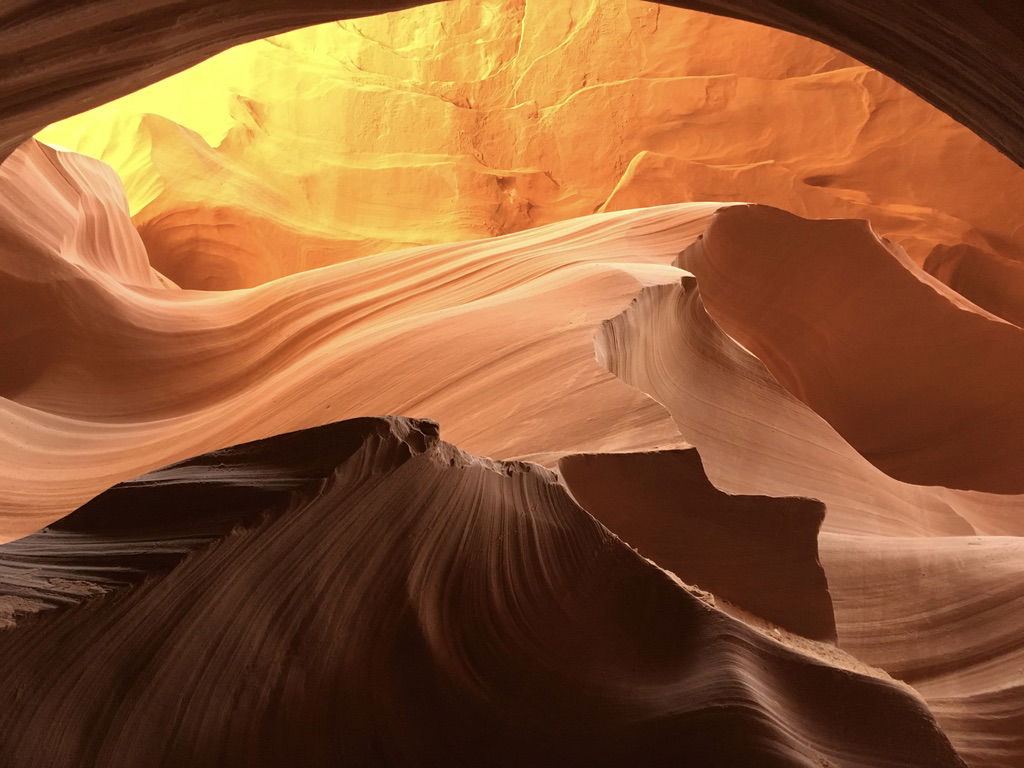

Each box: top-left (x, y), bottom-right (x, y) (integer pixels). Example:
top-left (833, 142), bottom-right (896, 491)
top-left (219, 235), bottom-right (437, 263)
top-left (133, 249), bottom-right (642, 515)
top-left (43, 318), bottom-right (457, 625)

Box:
top-left (1, 1), bottom-right (1022, 767)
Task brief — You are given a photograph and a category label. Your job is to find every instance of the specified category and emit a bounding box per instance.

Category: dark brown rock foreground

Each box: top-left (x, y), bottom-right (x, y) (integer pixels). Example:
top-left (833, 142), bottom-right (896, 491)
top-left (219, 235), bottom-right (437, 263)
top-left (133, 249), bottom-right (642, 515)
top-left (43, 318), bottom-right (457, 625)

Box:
top-left (559, 448), bottom-right (836, 642)
top-left (595, 240), bottom-right (1024, 766)
top-left (0, 417), bottom-right (964, 767)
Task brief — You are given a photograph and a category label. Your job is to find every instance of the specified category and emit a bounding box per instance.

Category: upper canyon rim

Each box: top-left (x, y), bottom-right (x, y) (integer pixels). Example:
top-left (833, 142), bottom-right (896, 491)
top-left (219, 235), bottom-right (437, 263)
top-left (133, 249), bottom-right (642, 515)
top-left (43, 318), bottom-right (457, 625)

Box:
top-left (1, 0), bottom-right (1023, 165)
top-left (23, 0), bottom-right (1024, 294)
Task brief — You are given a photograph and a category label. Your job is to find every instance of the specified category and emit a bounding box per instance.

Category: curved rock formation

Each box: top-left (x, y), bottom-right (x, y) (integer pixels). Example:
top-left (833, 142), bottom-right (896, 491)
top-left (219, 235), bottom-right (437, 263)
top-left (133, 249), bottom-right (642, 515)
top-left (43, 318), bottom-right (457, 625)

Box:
top-left (594, 223), bottom-right (1024, 765)
top-left (0, 417), bottom-right (966, 767)
top-left (2, 4), bottom-right (1022, 762)
top-left (925, 244), bottom-right (1024, 328)
top-left (559, 449), bottom-right (836, 641)
top-left (34, 0), bottom-right (1024, 288)
top-left (597, 276), bottom-right (1023, 537)
top-left (821, 534), bottom-right (1024, 768)
top-left (550, 440), bottom-right (1024, 766)
top-left (677, 204), bottom-right (1024, 494)
top-left (0, 138), bottom-right (726, 540)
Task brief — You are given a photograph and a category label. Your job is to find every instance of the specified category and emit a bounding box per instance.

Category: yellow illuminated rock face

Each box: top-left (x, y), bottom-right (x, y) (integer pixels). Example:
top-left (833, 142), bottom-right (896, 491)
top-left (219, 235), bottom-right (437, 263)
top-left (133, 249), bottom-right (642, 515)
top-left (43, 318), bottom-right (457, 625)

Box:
top-left (37, 0), bottom-right (1024, 289)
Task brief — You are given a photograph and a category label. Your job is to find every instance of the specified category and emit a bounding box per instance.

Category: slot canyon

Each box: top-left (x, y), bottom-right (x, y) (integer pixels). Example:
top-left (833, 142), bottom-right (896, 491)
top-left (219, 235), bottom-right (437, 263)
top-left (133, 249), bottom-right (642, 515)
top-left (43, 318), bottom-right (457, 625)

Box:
top-left (1, 1), bottom-right (1022, 766)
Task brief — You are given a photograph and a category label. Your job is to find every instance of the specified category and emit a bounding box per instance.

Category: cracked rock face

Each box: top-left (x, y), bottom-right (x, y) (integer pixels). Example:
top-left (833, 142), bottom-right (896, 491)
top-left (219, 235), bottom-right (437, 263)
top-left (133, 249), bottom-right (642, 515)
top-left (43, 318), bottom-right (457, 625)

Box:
top-left (3, 0), bottom-right (1023, 168)
top-left (34, 0), bottom-right (1024, 289)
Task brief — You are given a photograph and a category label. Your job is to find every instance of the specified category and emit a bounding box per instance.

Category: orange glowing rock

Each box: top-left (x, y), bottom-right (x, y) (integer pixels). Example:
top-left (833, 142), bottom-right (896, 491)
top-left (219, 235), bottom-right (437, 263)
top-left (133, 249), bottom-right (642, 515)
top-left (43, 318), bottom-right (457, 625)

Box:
top-left (3, 3), bottom-right (1023, 765)
top-left (36, 0), bottom-right (1024, 289)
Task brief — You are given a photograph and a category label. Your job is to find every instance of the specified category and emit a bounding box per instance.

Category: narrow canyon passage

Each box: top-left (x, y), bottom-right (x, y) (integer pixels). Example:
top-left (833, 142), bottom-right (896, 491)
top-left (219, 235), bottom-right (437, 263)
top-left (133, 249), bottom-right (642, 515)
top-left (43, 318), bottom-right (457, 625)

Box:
top-left (0, 2), bottom-right (1021, 766)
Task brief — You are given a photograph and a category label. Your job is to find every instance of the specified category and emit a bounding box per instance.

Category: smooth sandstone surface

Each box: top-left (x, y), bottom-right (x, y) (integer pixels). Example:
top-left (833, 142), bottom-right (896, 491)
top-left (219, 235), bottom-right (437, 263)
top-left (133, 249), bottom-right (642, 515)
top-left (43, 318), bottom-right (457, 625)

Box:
top-left (821, 533), bottom-right (1024, 768)
top-left (597, 275), bottom-right (1023, 538)
top-left (925, 244), bottom-right (1024, 329)
top-left (2, 135), bottom-right (1014, 763)
top-left (0, 138), bottom-right (724, 540)
top-left (2, 2), bottom-right (1023, 766)
top-left (553, 447), bottom-right (1024, 768)
top-left (592, 209), bottom-right (1024, 766)
top-left (677, 205), bottom-right (1024, 494)
top-left (559, 448), bottom-right (836, 641)
top-left (1, 131), bottom-right (1020, 768)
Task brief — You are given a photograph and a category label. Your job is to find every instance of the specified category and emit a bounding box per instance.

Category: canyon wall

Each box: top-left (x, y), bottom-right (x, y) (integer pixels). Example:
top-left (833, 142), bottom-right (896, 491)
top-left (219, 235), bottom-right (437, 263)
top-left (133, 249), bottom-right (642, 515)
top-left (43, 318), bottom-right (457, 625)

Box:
top-left (36, 0), bottom-right (1024, 288)
top-left (3, 0), bottom-right (1023, 169)
top-left (2, 2), bottom-right (1022, 766)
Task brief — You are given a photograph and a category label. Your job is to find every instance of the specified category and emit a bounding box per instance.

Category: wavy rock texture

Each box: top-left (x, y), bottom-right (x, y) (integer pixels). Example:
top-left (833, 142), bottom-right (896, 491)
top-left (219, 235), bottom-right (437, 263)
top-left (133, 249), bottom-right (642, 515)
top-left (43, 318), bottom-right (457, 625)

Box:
top-left (595, 206), bottom-right (1024, 766)
top-left (34, 0), bottom-right (1024, 288)
top-left (2, 133), bottom-right (1016, 762)
top-left (0, 416), bottom-right (966, 767)
top-left (820, 534), bottom-right (1024, 768)
top-left (553, 449), bottom-right (1024, 767)
top-left (0, 138), bottom-right (729, 540)
top-left (597, 275), bottom-right (1023, 538)
top-left (2, 2), bottom-right (1023, 764)
top-left (676, 204), bottom-right (1024, 494)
